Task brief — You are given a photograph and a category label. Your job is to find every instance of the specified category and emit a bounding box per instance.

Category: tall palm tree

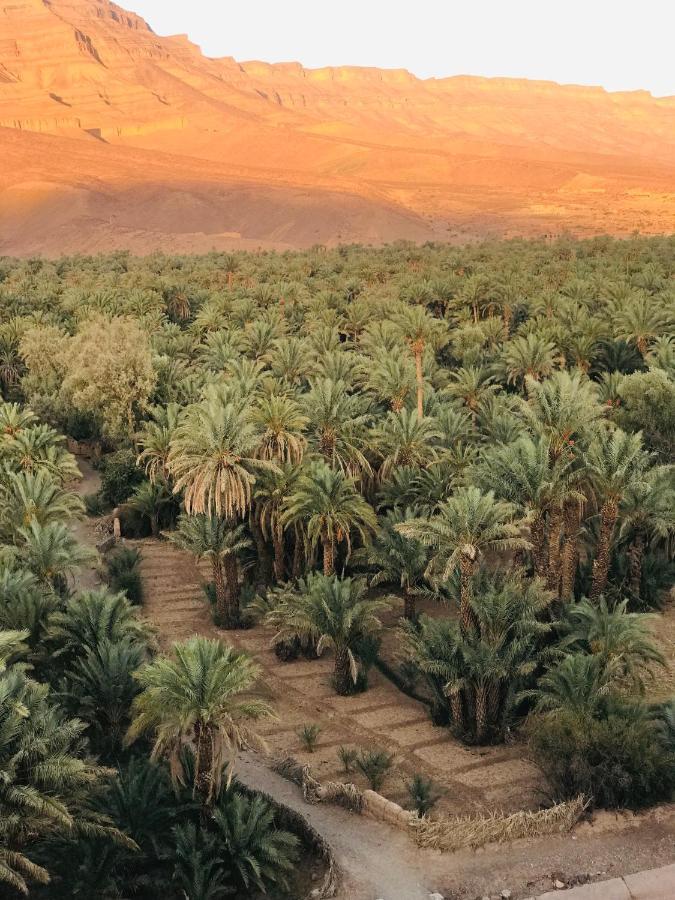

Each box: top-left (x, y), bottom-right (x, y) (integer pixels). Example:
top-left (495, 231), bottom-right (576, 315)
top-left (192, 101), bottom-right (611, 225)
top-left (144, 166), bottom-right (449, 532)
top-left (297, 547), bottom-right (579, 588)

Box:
top-left (167, 514), bottom-right (251, 628)
top-left (394, 306), bottom-right (448, 417)
top-left (586, 427), bottom-right (652, 599)
top-left (254, 463), bottom-right (300, 583)
top-left (397, 486), bottom-right (529, 633)
top-left (0, 469), bottom-right (84, 537)
top-left (168, 397), bottom-right (276, 519)
top-left (282, 461), bottom-right (377, 575)
top-left (269, 573), bottom-right (389, 695)
top-left (361, 350), bottom-right (416, 412)
top-left (127, 636), bottom-right (273, 804)
top-left (301, 378), bottom-right (371, 477)
top-left (444, 366), bottom-right (498, 422)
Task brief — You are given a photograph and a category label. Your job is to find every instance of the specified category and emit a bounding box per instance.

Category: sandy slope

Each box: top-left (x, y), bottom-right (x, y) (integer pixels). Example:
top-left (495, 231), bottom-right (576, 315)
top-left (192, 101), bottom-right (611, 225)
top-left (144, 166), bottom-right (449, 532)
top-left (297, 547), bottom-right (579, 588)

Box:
top-left (3, 0), bottom-right (675, 253)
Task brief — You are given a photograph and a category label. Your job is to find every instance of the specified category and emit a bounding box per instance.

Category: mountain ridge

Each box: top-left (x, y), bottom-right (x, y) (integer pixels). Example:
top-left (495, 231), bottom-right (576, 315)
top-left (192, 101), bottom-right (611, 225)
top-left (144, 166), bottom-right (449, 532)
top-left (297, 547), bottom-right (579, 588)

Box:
top-left (2, 0), bottom-right (675, 255)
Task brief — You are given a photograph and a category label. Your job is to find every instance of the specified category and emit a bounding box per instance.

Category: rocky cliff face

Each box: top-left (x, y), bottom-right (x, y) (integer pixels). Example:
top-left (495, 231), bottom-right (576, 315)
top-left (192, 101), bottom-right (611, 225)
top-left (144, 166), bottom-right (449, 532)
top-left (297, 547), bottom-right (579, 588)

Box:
top-left (2, 0), bottom-right (675, 255)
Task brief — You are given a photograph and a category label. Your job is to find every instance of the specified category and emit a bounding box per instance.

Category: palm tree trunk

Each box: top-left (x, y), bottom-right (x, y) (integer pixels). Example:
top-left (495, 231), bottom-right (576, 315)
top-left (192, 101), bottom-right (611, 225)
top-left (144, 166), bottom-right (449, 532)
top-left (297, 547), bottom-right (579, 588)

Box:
top-left (272, 523), bottom-right (285, 583)
top-left (459, 553), bottom-right (478, 634)
top-left (449, 690), bottom-right (465, 732)
top-left (323, 537), bottom-right (335, 576)
top-left (560, 501), bottom-right (580, 601)
top-left (334, 645), bottom-right (352, 695)
top-left (403, 588), bottom-right (416, 621)
top-left (211, 559), bottom-right (228, 626)
top-left (475, 684), bottom-right (489, 743)
top-left (222, 554), bottom-right (240, 628)
top-left (627, 533), bottom-right (645, 599)
top-left (530, 512), bottom-right (548, 578)
top-left (590, 501), bottom-right (618, 600)
top-left (193, 721), bottom-right (214, 805)
top-left (414, 349), bottom-right (424, 418)
top-left (546, 504), bottom-right (563, 595)
top-left (292, 530), bottom-right (303, 578)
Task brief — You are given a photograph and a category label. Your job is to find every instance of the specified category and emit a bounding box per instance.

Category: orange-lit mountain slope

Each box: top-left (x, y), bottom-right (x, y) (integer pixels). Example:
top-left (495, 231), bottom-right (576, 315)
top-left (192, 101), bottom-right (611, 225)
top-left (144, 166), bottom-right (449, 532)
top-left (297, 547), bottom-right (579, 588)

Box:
top-left (2, 0), bottom-right (675, 255)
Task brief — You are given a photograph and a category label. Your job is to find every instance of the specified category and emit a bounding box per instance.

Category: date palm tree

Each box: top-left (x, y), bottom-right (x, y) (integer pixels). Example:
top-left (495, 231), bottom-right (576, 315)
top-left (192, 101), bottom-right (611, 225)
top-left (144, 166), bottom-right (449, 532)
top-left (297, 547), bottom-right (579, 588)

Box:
top-left (127, 636), bottom-right (273, 804)
top-left (269, 573), bottom-right (389, 695)
top-left (0, 469), bottom-right (84, 536)
top-left (16, 520), bottom-right (94, 590)
top-left (503, 332), bottom-right (558, 387)
top-left (587, 427), bottom-right (652, 599)
top-left (375, 408), bottom-right (442, 479)
top-left (251, 393), bottom-right (307, 464)
top-left (361, 350), bottom-right (416, 412)
top-left (394, 306), bottom-right (449, 417)
top-left (254, 463), bottom-right (300, 583)
top-left (301, 378), bottom-right (371, 477)
top-left (362, 507), bottom-right (430, 620)
top-left (397, 487), bottom-right (529, 634)
top-left (137, 402), bottom-right (181, 484)
top-left (612, 293), bottom-right (672, 356)
top-left (282, 460), bottom-right (377, 575)
top-left (168, 397), bottom-right (275, 519)
top-left (167, 514), bottom-right (251, 628)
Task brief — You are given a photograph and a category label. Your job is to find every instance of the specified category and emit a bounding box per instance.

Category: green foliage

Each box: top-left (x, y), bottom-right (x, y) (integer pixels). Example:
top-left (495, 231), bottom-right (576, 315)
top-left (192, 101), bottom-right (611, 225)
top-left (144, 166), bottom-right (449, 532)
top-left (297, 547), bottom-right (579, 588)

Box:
top-left (407, 773), bottom-right (441, 817)
top-left (105, 546), bottom-right (144, 606)
top-left (356, 748), bottom-right (394, 790)
top-left (99, 449), bottom-right (144, 507)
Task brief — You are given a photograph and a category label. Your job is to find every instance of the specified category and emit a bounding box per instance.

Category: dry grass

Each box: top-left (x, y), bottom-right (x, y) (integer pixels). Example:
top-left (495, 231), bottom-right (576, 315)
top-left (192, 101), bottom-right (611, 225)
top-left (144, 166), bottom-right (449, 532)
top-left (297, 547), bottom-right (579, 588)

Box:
top-left (413, 795), bottom-right (588, 852)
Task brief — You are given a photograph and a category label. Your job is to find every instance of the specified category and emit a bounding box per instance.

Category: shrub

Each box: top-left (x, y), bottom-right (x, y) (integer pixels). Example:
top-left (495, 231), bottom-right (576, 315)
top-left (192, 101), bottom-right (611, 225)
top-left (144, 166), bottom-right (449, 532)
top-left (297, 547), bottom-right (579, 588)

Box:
top-left (99, 450), bottom-right (144, 507)
top-left (106, 547), bottom-right (144, 606)
top-left (83, 492), bottom-right (106, 517)
top-left (337, 746), bottom-right (358, 775)
top-left (407, 774), bottom-right (440, 817)
top-left (298, 723), bottom-right (321, 753)
top-left (356, 749), bottom-right (394, 791)
top-left (529, 705), bottom-right (675, 809)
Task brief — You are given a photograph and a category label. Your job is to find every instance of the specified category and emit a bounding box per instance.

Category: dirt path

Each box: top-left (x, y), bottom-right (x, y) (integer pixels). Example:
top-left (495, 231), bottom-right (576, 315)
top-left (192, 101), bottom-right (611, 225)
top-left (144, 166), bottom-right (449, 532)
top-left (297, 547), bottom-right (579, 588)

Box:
top-left (71, 458), bottom-right (103, 591)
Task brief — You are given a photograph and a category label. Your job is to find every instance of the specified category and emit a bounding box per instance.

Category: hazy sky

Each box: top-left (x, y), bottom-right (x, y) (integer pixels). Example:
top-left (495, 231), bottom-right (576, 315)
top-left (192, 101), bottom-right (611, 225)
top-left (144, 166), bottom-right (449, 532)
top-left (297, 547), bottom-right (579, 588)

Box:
top-left (130, 1), bottom-right (675, 97)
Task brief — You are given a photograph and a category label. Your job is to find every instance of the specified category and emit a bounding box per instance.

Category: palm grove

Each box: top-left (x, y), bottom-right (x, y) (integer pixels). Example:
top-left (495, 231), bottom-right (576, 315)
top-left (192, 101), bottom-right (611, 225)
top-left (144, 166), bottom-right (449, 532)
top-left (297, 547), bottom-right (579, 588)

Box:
top-left (0, 234), bottom-right (674, 895)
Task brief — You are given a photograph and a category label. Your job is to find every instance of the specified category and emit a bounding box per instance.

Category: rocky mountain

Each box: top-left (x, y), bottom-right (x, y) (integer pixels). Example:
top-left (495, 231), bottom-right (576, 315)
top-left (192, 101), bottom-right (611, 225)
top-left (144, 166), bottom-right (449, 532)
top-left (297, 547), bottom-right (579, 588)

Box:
top-left (2, 0), bottom-right (675, 255)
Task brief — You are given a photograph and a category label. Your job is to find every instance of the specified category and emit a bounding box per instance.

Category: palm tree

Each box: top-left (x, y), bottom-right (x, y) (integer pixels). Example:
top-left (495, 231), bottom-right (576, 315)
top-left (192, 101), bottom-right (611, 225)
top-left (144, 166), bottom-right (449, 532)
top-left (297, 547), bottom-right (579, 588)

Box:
top-left (560, 597), bottom-right (665, 693)
top-left (127, 636), bottom-right (273, 804)
top-left (282, 460), bottom-right (377, 575)
top-left (212, 791), bottom-right (299, 895)
top-left (254, 463), bottom-right (300, 583)
top-left (127, 479), bottom-right (173, 537)
top-left (401, 573), bottom-right (554, 741)
top-left (168, 397), bottom-right (276, 519)
top-left (16, 520), bottom-right (94, 589)
top-left (0, 469), bottom-right (84, 536)
top-left (444, 366), bottom-right (498, 422)
top-left (362, 508), bottom-right (430, 620)
top-left (362, 350), bottom-right (416, 412)
top-left (394, 306), bottom-right (448, 417)
top-left (397, 486), bottom-right (529, 633)
top-left (503, 333), bottom-right (558, 387)
top-left (301, 378), bottom-right (371, 477)
top-left (587, 427), bottom-right (652, 599)
top-left (167, 514), bottom-right (251, 628)
top-left (137, 403), bottom-right (181, 484)
top-left (375, 408), bottom-right (442, 479)
top-left (612, 293), bottom-right (672, 356)
top-left (519, 370), bottom-right (604, 459)
top-left (251, 393), bottom-right (307, 464)
top-left (269, 573), bottom-right (389, 695)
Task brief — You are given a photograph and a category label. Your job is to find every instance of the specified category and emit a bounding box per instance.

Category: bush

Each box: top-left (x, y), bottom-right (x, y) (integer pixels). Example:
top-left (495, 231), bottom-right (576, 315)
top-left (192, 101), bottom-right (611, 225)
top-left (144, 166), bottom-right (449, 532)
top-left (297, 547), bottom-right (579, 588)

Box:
top-left (356, 749), bottom-right (394, 791)
top-left (106, 547), bottom-right (144, 605)
top-left (83, 492), bottom-right (106, 517)
top-left (99, 450), bottom-right (144, 507)
top-left (529, 705), bottom-right (675, 809)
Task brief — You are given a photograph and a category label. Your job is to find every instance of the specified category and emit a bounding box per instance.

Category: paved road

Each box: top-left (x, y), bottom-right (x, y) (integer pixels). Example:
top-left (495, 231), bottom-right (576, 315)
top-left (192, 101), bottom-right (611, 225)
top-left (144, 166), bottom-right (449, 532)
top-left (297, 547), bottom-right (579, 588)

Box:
top-left (537, 863), bottom-right (675, 899)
